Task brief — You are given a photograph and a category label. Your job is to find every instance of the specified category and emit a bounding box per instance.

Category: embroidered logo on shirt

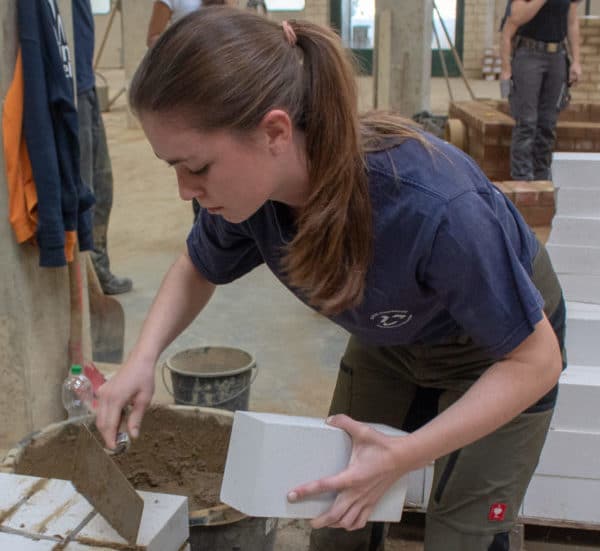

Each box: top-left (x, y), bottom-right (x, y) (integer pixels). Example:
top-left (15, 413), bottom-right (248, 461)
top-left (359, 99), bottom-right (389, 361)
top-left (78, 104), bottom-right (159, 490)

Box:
top-left (488, 503), bottom-right (507, 521)
top-left (370, 310), bottom-right (412, 329)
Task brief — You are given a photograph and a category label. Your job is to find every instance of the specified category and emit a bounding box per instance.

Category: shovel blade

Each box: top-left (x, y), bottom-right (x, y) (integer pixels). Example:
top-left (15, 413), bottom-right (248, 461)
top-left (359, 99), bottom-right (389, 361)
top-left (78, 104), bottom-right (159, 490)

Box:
top-left (72, 426), bottom-right (143, 544)
top-left (86, 255), bottom-right (125, 363)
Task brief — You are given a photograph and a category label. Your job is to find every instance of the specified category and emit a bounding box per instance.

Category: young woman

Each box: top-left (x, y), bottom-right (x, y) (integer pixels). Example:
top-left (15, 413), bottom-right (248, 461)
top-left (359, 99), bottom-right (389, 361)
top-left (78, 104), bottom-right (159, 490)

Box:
top-left (97, 8), bottom-right (565, 550)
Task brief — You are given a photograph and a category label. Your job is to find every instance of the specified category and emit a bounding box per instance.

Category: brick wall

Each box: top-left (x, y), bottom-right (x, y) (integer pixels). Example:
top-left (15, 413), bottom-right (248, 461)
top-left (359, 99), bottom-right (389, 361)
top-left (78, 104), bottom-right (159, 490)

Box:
top-left (463, 0), bottom-right (496, 77)
top-left (494, 180), bottom-right (555, 228)
top-left (571, 17), bottom-right (600, 103)
top-left (302, 0), bottom-right (329, 25)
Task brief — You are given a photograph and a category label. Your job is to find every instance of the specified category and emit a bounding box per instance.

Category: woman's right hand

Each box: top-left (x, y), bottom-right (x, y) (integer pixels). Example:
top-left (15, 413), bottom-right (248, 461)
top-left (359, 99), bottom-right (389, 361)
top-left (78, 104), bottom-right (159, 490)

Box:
top-left (95, 354), bottom-right (156, 449)
top-left (93, 252), bottom-right (217, 448)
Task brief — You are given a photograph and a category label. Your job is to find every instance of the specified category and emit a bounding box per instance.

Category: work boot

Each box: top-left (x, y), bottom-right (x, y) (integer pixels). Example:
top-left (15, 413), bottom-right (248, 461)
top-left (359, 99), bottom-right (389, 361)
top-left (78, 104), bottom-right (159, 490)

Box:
top-left (99, 273), bottom-right (133, 295)
top-left (91, 247), bottom-right (132, 295)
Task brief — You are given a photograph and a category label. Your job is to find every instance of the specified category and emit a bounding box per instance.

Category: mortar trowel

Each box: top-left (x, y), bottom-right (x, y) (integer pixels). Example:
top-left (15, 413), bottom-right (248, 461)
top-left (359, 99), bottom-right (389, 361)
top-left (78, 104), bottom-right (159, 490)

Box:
top-left (71, 424), bottom-right (143, 544)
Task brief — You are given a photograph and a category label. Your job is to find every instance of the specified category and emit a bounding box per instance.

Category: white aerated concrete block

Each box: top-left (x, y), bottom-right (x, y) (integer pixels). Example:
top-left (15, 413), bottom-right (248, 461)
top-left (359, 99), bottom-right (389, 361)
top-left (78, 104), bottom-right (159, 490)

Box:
top-left (553, 366), bottom-right (600, 431)
top-left (405, 467), bottom-right (426, 509)
top-left (0, 473), bottom-right (189, 550)
top-left (555, 188), bottom-right (600, 218)
top-left (221, 411), bottom-right (409, 521)
top-left (0, 534), bottom-right (58, 549)
top-left (536, 429), bottom-right (600, 479)
top-left (78, 491), bottom-right (189, 551)
top-left (548, 216), bottom-right (600, 247)
top-left (565, 302), bottom-right (600, 366)
top-left (560, 274), bottom-right (600, 304)
top-left (547, 243), bottom-right (600, 276)
top-left (552, 152), bottom-right (600, 190)
top-left (524, 475), bottom-right (600, 525)
top-left (523, 427), bottom-right (600, 524)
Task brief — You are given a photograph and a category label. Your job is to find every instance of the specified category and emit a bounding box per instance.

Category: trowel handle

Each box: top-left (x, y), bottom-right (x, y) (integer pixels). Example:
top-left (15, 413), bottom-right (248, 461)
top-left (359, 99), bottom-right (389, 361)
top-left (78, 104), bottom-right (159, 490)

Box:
top-left (110, 408), bottom-right (132, 455)
top-left (97, 407), bottom-right (132, 455)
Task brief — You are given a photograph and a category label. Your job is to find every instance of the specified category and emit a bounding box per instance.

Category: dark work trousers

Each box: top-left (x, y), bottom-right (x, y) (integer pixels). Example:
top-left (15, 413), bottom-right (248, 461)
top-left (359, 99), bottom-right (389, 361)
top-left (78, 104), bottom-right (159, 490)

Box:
top-left (77, 87), bottom-right (114, 280)
top-left (310, 243), bottom-right (566, 551)
top-left (509, 46), bottom-right (568, 181)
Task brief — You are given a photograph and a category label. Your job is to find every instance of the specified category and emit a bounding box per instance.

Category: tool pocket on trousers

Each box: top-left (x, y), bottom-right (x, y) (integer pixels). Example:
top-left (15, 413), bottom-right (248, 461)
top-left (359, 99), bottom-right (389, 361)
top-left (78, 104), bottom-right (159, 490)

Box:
top-left (329, 361), bottom-right (353, 416)
top-left (433, 449), bottom-right (461, 504)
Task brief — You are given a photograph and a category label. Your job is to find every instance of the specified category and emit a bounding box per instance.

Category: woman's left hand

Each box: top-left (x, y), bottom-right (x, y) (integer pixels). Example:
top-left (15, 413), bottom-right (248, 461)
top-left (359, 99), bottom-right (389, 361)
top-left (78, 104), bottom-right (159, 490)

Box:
top-left (287, 414), bottom-right (406, 531)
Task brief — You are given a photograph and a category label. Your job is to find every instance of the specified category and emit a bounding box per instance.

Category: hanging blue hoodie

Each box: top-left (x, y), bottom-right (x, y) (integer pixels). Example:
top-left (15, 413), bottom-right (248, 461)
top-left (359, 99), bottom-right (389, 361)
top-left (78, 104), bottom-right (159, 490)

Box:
top-left (18, 0), bottom-right (95, 267)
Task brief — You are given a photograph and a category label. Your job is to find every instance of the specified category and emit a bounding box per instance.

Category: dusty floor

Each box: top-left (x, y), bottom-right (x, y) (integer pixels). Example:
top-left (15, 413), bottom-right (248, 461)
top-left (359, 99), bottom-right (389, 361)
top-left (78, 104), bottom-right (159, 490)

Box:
top-left (95, 73), bottom-right (589, 550)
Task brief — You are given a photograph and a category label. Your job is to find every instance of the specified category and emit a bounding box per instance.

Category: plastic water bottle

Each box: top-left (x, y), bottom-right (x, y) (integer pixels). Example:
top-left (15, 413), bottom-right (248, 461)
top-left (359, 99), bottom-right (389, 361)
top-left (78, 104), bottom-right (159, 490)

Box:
top-left (62, 364), bottom-right (93, 419)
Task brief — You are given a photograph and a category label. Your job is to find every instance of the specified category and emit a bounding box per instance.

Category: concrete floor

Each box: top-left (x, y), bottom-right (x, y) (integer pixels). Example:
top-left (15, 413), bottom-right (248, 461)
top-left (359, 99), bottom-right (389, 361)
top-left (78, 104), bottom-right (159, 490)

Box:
top-left (99, 73), bottom-right (579, 550)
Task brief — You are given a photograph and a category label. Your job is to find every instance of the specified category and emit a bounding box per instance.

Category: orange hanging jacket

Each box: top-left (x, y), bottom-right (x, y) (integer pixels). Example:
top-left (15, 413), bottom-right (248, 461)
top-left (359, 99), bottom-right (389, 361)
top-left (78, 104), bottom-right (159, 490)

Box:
top-left (2, 49), bottom-right (39, 245)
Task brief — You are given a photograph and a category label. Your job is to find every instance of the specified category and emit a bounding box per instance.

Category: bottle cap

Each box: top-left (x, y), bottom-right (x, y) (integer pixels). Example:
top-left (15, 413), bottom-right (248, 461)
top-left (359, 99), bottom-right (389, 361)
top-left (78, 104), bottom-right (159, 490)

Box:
top-left (70, 364), bottom-right (83, 375)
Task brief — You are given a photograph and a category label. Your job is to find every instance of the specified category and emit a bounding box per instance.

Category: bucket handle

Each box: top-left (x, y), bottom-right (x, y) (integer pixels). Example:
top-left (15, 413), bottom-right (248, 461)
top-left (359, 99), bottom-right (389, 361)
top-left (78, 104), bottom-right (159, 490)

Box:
top-left (161, 363), bottom-right (258, 407)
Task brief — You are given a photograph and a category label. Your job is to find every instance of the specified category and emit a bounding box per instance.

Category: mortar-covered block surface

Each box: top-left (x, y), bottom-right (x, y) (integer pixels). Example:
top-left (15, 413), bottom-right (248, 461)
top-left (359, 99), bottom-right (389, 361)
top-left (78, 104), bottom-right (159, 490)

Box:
top-left (0, 472), bottom-right (189, 550)
top-left (221, 411), bottom-right (409, 521)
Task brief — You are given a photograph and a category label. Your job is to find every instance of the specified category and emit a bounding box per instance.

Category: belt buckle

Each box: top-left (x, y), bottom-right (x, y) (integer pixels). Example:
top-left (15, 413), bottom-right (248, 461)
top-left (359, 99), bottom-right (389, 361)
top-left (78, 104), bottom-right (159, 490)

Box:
top-left (547, 42), bottom-right (558, 53)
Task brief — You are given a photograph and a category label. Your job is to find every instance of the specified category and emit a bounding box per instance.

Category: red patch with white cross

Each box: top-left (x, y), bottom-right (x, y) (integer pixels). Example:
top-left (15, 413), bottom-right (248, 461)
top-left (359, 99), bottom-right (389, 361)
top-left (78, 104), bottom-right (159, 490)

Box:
top-left (488, 503), bottom-right (507, 521)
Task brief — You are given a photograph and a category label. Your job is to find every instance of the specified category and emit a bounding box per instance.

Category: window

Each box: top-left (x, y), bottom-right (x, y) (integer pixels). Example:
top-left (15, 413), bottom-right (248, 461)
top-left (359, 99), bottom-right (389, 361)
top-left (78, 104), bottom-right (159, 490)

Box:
top-left (91, 0), bottom-right (111, 15)
top-left (331, 0), bottom-right (374, 74)
top-left (339, 0), bottom-right (374, 49)
top-left (265, 0), bottom-right (305, 10)
top-left (432, 0), bottom-right (456, 49)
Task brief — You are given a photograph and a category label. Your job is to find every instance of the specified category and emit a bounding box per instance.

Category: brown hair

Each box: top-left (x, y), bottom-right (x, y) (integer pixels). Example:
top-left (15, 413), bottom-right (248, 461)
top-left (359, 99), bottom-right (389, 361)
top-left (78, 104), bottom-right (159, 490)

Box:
top-left (130, 7), bottom-right (422, 315)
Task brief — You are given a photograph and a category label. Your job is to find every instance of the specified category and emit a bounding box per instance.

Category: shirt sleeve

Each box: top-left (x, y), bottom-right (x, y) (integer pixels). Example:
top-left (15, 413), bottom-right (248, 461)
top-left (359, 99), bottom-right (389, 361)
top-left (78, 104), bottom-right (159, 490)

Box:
top-left (424, 191), bottom-right (544, 358)
top-left (186, 210), bottom-right (264, 284)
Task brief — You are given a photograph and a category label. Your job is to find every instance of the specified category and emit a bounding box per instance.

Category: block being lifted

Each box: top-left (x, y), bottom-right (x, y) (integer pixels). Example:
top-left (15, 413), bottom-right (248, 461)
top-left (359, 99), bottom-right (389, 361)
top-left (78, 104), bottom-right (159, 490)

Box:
top-left (221, 411), bottom-right (409, 521)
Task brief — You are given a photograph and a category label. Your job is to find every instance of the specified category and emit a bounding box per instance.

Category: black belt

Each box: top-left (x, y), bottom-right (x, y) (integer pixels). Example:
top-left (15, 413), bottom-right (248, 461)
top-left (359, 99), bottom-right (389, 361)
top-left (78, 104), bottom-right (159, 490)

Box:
top-left (516, 35), bottom-right (566, 53)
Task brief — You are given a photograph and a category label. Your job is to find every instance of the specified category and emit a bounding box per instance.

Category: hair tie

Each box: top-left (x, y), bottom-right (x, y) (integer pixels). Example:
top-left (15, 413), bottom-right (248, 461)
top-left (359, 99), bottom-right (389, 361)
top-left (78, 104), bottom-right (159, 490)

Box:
top-left (282, 20), bottom-right (297, 46)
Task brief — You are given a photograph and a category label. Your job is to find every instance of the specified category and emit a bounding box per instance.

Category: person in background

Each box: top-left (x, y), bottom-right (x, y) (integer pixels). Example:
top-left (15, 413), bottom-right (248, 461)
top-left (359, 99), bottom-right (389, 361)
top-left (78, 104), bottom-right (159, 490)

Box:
top-left (147, 0), bottom-right (203, 48)
top-left (500, 0), bottom-right (581, 181)
top-left (147, 0), bottom-right (232, 48)
top-left (97, 9), bottom-right (565, 550)
top-left (73, 0), bottom-right (132, 294)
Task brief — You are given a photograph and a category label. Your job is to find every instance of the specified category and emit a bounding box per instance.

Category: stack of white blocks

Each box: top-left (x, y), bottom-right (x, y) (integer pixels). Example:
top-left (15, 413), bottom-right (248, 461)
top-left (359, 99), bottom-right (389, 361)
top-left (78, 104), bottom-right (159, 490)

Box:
top-left (405, 153), bottom-right (600, 526)
top-left (0, 472), bottom-right (189, 550)
top-left (525, 152), bottom-right (600, 525)
top-left (547, 152), bottom-right (600, 304)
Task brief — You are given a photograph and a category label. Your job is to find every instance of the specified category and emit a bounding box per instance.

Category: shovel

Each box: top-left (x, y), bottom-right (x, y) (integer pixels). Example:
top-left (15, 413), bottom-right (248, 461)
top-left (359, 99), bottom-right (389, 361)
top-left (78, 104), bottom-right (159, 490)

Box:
top-left (86, 254), bottom-right (125, 363)
top-left (71, 424), bottom-right (143, 544)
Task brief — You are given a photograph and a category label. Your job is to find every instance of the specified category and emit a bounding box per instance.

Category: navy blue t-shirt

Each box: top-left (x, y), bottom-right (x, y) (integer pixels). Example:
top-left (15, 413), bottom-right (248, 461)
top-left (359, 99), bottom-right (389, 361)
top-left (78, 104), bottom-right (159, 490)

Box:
top-left (72, 0), bottom-right (96, 94)
top-left (187, 135), bottom-right (544, 359)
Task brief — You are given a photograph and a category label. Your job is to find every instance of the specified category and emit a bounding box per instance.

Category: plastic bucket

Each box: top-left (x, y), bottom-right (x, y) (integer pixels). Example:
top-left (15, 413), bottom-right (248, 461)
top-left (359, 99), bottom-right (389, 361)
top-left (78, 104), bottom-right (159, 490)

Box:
top-left (189, 505), bottom-right (277, 551)
top-left (163, 346), bottom-right (257, 411)
top-left (1, 405), bottom-right (277, 551)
